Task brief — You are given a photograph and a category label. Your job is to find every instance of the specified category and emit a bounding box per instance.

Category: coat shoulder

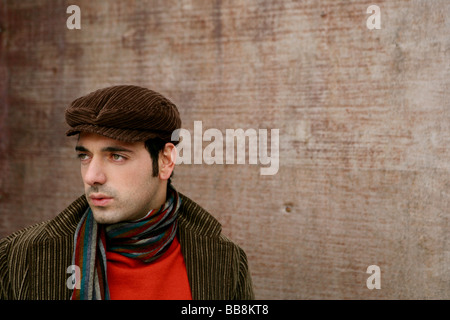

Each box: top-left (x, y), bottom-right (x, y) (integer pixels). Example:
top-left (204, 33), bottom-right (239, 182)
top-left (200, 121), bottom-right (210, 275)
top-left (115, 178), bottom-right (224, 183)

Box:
top-left (0, 195), bottom-right (87, 249)
top-left (0, 195), bottom-right (88, 299)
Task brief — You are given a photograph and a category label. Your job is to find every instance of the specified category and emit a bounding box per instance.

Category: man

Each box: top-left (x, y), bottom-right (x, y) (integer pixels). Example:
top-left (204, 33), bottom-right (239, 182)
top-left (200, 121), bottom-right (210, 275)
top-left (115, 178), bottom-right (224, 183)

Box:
top-left (0, 85), bottom-right (254, 300)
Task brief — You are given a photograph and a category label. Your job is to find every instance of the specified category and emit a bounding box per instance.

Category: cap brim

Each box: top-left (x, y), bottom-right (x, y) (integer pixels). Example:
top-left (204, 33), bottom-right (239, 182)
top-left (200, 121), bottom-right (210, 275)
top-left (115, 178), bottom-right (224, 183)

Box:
top-left (66, 124), bottom-right (172, 143)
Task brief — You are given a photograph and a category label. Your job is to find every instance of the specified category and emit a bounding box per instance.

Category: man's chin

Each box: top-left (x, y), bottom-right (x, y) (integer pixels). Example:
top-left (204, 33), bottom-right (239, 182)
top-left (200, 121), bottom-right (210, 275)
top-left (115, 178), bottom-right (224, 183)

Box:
top-left (90, 208), bottom-right (122, 225)
top-left (89, 204), bottom-right (151, 224)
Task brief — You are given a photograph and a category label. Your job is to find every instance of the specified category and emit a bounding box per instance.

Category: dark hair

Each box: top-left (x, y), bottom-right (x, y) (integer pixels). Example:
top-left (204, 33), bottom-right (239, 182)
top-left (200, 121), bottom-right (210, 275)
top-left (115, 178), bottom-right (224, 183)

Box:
top-left (144, 137), bottom-right (174, 182)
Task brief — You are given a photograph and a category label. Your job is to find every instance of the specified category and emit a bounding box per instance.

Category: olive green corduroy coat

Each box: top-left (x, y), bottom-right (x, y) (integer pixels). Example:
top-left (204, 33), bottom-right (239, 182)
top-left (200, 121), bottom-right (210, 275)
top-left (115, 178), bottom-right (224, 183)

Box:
top-left (0, 193), bottom-right (254, 300)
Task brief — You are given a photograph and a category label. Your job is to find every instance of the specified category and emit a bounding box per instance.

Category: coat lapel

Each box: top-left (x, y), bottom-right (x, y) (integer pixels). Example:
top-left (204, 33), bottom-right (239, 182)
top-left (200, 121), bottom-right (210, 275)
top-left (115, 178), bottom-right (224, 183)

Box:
top-left (177, 193), bottom-right (237, 300)
top-left (28, 195), bottom-right (87, 299)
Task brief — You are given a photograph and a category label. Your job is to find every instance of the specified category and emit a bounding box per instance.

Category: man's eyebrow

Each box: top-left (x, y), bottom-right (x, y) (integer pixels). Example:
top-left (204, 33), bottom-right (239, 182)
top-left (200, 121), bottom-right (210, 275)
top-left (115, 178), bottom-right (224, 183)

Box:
top-left (101, 146), bottom-right (134, 153)
top-left (75, 145), bottom-right (88, 152)
top-left (75, 145), bottom-right (134, 153)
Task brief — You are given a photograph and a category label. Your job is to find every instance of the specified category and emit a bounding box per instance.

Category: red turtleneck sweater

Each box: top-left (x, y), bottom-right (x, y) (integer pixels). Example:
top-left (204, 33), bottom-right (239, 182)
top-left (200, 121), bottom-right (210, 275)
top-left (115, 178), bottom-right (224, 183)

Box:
top-left (106, 236), bottom-right (192, 300)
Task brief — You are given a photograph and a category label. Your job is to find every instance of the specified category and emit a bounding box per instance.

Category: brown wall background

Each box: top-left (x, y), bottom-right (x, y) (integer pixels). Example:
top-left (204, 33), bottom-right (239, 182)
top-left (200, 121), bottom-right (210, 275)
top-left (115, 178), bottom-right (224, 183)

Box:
top-left (1, 0), bottom-right (449, 299)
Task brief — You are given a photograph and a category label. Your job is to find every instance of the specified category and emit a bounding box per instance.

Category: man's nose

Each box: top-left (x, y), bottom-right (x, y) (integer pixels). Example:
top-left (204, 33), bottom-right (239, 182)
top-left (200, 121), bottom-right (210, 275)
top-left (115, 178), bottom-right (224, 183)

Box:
top-left (83, 157), bottom-right (107, 186)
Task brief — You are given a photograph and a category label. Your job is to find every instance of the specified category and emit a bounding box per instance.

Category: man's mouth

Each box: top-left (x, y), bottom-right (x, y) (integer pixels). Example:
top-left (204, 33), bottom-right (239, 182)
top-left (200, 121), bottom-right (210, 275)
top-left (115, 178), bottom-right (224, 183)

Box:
top-left (89, 194), bottom-right (113, 207)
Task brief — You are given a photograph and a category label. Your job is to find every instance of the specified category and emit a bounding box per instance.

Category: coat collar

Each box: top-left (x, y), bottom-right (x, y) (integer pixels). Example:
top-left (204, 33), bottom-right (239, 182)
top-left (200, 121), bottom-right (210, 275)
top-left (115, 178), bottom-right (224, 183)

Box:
top-left (177, 193), bottom-right (222, 237)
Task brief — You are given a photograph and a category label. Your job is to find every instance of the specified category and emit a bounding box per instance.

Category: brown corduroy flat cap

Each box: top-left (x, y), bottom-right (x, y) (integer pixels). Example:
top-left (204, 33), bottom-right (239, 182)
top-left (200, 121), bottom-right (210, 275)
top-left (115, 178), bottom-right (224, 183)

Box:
top-left (65, 85), bottom-right (181, 142)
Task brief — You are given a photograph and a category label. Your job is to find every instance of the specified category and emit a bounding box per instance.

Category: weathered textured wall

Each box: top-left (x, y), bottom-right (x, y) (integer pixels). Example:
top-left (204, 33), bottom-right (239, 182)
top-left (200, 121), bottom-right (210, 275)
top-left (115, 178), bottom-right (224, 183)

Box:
top-left (1, 0), bottom-right (449, 299)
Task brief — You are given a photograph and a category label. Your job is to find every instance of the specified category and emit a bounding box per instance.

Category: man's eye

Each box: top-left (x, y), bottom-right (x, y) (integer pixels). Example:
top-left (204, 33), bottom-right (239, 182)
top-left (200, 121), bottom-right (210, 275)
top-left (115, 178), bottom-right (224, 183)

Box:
top-left (112, 154), bottom-right (125, 161)
top-left (77, 153), bottom-right (89, 161)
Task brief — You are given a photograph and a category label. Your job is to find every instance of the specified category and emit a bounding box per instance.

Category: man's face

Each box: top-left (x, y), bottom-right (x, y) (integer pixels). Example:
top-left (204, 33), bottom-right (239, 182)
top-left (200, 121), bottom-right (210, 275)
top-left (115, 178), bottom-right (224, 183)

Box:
top-left (76, 132), bottom-right (164, 224)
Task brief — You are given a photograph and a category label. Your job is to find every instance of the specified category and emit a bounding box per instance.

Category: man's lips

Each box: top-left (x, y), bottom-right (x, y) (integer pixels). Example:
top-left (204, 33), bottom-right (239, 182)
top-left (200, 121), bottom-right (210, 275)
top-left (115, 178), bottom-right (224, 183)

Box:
top-left (89, 194), bottom-right (113, 206)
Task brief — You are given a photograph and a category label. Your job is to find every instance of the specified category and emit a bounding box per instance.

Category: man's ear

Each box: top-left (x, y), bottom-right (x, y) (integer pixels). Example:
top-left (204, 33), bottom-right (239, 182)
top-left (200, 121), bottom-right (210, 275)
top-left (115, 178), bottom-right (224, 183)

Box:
top-left (159, 143), bottom-right (177, 180)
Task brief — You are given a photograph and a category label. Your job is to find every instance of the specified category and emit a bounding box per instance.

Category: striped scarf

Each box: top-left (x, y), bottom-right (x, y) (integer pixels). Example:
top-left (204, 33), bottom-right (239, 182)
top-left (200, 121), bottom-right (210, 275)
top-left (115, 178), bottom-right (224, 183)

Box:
top-left (71, 185), bottom-right (181, 300)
